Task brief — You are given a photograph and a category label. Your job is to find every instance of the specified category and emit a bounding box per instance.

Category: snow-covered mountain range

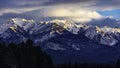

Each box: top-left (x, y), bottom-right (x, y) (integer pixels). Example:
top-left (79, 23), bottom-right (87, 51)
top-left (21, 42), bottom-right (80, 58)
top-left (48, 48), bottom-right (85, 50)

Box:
top-left (0, 18), bottom-right (120, 46)
top-left (1, 18), bottom-right (120, 63)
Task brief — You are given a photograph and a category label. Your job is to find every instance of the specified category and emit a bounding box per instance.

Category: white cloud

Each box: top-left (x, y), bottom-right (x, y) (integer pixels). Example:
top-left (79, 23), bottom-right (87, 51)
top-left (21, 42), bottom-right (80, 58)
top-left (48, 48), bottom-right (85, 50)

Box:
top-left (0, 3), bottom-right (103, 22)
top-left (0, 0), bottom-right (120, 23)
top-left (42, 8), bottom-right (103, 22)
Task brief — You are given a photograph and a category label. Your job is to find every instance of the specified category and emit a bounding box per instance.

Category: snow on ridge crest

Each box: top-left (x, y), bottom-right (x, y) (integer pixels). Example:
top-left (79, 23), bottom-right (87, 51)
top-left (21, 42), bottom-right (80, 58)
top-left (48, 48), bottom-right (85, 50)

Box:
top-left (11, 18), bottom-right (34, 27)
top-left (8, 18), bottom-right (120, 34)
top-left (101, 26), bottom-right (120, 33)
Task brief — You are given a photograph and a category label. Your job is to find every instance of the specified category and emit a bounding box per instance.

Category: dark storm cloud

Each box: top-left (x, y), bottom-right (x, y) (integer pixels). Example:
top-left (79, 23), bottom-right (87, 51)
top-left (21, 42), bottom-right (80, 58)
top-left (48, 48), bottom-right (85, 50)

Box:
top-left (45, 0), bottom-right (93, 5)
top-left (0, 0), bottom-right (44, 8)
top-left (0, 0), bottom-right (120, 8)
top-left (0, 0), bottom-right (120, 12)
top-left (0, 0), bottom-right (89, 8)
top-left (97, 0), bottom-right (120, 6)
top-left (47, 0), bottom-right (119, 6)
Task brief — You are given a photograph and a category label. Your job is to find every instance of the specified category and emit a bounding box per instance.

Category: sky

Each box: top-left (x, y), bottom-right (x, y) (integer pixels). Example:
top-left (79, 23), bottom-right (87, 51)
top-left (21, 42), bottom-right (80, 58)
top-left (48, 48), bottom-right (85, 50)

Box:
top-left (0, 0), bottom-right (120, 27)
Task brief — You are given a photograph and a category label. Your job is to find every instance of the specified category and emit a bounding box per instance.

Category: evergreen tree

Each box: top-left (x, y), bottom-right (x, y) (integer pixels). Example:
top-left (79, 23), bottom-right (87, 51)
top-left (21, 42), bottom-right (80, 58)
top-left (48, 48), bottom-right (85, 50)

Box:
top-left (0, 39), bottom-right (54, 68)
top-left (116, 59), bottom-right (120, 68)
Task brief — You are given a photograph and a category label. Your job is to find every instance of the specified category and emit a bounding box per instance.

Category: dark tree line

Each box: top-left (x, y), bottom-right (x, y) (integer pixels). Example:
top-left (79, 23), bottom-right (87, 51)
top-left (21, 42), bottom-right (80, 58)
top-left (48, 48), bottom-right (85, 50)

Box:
top-left (0, 39), bottom-right (53, 68)
top-left (55, 62), bottom-right (116, 68)
top-left (1, 39), bottom-right (120, 68)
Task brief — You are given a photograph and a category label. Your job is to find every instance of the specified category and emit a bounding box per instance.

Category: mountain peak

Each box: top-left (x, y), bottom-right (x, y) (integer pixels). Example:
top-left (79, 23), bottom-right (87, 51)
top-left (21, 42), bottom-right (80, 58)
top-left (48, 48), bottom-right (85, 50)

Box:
top-left (11, 18), bottom-right (34, 27)
top-left (1, 18), bottom-right (120, 46)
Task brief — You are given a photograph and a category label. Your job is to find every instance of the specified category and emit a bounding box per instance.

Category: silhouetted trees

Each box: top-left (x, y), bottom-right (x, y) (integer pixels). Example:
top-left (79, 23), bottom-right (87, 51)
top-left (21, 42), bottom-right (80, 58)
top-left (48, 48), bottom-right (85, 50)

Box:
top-left (0, 39), bottom-right (53, 68)
top-left (55, 62), bottom-right (117, 68)
top-left (1, 39), bottom-right (120, 68)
